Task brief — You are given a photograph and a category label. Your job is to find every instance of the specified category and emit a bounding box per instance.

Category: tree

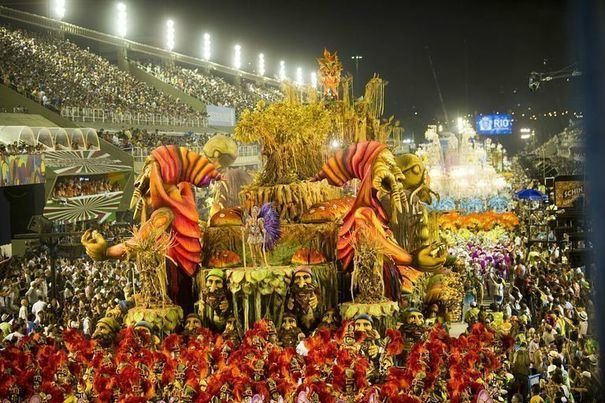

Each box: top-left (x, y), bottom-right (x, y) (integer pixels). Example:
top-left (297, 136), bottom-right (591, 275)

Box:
top-left (235, 100), bottom-right (333, 186)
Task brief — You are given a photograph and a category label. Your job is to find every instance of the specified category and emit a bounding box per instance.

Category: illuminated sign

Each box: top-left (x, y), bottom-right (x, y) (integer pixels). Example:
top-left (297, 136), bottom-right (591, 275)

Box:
top-left (475, 114), bottom-right (513, 135)
top-left (554, 175), bottom-right (584, 208)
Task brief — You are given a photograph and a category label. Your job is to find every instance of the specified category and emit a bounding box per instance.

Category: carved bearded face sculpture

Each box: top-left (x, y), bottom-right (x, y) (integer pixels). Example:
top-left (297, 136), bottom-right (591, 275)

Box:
top-left (184, 314), bottom-right (202, 336)
top-left (279, 315), bottom-right (302, 347)
top-left (291, 269), bottom-right (317, 314)
top-left (401, 309), bottom-right (426, 346)
top-left (222, 316), bottom-right (240, 346)
top-left (407, 311), bottom-right (425, 327)
top-left (294, 271), bottom-right (313, 289)
top-left (354, 318), bottom-right (374, 335)
top-left (205, 274), bottom-right (227, 311)
top-left (318, 309), bottom-right (339, 330)
top-left (92, 318), bottom-right (118, 347)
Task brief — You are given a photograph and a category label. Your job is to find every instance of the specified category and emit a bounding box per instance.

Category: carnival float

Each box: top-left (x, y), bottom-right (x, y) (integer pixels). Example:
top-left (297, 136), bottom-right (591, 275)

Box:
top-left (417, 120), bottom-right (512, 214)
top-left (56, 50), bottom-right (518, 401)
top-left (80, 49), bottom-right (448, 334)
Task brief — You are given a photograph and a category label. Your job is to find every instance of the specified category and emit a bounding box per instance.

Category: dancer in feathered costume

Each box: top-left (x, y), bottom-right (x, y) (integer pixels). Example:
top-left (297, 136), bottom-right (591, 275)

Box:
top-left (242, 202), bottom-right (281, 267)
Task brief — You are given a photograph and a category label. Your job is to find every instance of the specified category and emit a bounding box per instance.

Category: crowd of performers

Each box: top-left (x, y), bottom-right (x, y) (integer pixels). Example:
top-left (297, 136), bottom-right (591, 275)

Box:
top-left (0, 306), bottom-right (512, 402)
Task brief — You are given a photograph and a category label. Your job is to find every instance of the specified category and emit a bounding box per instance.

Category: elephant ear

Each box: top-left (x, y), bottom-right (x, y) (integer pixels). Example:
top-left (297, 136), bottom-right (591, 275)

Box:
top-left (229, 271), bottom-right (245, 293)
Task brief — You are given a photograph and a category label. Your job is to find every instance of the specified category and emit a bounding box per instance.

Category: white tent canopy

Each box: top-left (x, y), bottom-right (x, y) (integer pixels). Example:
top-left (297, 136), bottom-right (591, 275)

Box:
top-left (0, 126), bottom-right (106, 151)
top-left (81, 128), bottom-right (100, 150)
top-left (48, 127), bottom-right (71, 150)
top-left (31, 127), bottom-right (54, 150)
top-left (65, 128), bottom-right (85, 150)
top-left (0, 126), bottom-right (36, 146)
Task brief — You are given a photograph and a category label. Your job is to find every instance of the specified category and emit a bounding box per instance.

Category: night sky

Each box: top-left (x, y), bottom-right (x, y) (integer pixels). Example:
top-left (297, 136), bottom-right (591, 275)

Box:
top-left (1, 0), bottom-right (579, 152)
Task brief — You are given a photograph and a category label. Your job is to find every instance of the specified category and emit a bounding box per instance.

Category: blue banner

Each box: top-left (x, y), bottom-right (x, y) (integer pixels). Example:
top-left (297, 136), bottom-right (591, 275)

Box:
top-left (475, 114), bottom-right (513, 135)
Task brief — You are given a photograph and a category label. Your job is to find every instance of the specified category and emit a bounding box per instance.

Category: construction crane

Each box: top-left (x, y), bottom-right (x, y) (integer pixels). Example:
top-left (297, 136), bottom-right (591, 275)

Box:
top-left (529, 64), bottom-right (582, 91)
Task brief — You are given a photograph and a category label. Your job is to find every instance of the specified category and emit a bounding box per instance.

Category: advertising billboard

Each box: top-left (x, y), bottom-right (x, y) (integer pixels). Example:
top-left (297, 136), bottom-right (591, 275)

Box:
top-left (207, 104), bottom-right (236, 127)
top-left (475, 114), bottom-right (513, 135)
top-left (554, 175), bottom-right (584, 208)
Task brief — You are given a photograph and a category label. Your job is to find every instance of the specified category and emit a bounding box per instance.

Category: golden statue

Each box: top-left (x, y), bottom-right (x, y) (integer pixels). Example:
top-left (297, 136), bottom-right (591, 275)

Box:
top-left (318, 49), bottom-right (343, 99)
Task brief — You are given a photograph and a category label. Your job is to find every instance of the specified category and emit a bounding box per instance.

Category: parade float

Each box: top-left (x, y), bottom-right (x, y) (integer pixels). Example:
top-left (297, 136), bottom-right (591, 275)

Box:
top-left (78, 50), bottom-right (451, 333)
top-left (45, 50), bottom-right (520, 402)
top-left (192, 49), bottom-right (448, 334)
top-left (417, 120), bottom-right (512, 214)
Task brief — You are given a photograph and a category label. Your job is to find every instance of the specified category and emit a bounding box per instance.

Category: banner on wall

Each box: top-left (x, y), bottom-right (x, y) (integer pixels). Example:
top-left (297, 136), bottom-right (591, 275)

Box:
top-left (554, 175), bottom-right (584, 208)
top-left (206, 104), bottom-right (236, 127)
top-left (0, 154), bottom-right (45, 187)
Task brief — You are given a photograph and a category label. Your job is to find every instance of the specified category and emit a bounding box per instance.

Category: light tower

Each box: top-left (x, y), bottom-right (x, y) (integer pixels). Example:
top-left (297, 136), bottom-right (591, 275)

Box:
top-left (279, 60), bottom-right (286, 81)
top-left (233, 44), bottom-right (242, 70)
top-left (116, 2), bottom-right (127, 39)
top-left (310, 71), bottom-right (318, 89)
top-left (165, 20), bottom-right (175, 51)
top-left (258, 53), bottom-right (265, 76)
top-left (51, 0), bottom-right (65, 20)
top-left (202, 33), bottom-right (211, 61)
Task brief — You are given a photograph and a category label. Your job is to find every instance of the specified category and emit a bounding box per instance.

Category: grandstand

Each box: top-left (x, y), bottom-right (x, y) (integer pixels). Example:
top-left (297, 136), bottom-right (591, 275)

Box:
top-left (0, 5), bottom-right (267, 253)
top-left (0, 25), bottom-right (206, 130)
top-left (136, 61), bottom-right (283, 117)
top-left (517, 121), bottom-right (584, 178)
top-left (0, 5), bottom-right (283, 133)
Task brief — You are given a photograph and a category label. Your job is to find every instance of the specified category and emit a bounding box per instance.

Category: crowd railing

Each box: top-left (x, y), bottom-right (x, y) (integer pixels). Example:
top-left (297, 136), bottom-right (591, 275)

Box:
top-left (60, 106), bottom-right (208, 128)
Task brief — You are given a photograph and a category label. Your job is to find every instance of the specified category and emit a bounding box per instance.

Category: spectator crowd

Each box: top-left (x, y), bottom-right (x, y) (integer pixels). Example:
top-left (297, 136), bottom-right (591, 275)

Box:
top-left (0, 248), bottom-right (136, 341)
top-left (0, 198), bottom-right (600, 401)
top-left (0, 140), bottom-right (44, 156)
top-left (458, 227), bottom-right (599, 401)
top-left (140, 62), bottom-right (283, 116)
top-left (0, 26), bottom-right (203, 123)
top-left (52, 176), bottom-right (120, 199)
top-left (99, 127), bottom-right (216, 152)
top-left (0, 24), bottom-right (286, 134)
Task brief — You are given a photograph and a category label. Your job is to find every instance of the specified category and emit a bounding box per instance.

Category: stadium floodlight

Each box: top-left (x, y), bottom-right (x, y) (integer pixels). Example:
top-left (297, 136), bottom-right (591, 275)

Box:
top-left (279, 60), bottom-right (286, 81)
top-left (457, 117), bottom-right (465, 133)
top-left (116, 2), bottom-right (127, 39)
top-left (310, 71), bottom-right (318, 89)
top-left (258, 53), bottom-right (265, 76)
top-left (165, 19), bottom-right (175, 51)
top-left (233, 44), bottom-right (242, 70)
top-left (51, 0), bottom-right (66, 20)
top-left (202, 33), bottom-right (211, 61)
top-left (295, 67), bottom-right (303, 86)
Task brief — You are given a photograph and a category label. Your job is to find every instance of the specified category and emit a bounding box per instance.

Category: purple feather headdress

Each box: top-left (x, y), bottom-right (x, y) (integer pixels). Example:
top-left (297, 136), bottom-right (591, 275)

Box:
top-left (259, 202), bottom-right (281, 251)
